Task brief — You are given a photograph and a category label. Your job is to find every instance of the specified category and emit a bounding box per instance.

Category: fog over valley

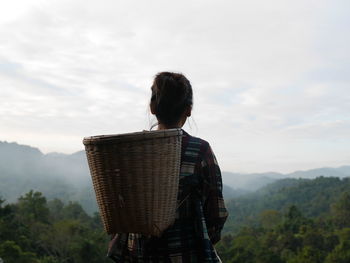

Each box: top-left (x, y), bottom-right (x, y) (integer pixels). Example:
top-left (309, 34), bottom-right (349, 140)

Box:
top-left (1, 140), bottom-right (349, 213)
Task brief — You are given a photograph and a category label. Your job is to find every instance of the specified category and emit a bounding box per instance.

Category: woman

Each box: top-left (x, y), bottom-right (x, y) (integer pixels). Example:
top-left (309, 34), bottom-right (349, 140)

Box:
top-left (107, 72), bottom-right (228, 262)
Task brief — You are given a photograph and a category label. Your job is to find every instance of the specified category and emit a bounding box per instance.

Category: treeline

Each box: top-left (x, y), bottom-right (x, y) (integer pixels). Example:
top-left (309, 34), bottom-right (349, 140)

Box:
top-left (0, 190), bottom-right (109, 263)
top-left (224, 177), bottom-right (350, 233)
top-left (216, 177), bottom-right (350, 262)
top-left (1, 177), bottom-right (350, 262)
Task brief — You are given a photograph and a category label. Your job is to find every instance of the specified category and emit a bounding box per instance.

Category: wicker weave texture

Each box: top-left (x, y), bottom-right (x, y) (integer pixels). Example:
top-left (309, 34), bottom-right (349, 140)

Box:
top-left (83, 129), bottom-right (182, 236)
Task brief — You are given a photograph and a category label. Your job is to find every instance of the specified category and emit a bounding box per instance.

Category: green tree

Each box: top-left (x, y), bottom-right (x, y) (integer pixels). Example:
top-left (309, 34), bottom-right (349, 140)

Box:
top-left (0, 240), bottom-right (38, 263)
top-left (281, 205), bottom-right (311, 233)
top-left (302, 228), bottom-right (324, 250)
top-left (260, 210), bottom-right (282, 229)
top-left (229, 235), bottom-right (259, 263)
top-left (62, 201), bottom-right (90, 222)
top-left (325, 237), bottom-right (350, 263)
top-left (288, 246), bottom-right (325, 263)
top-left (331, 192), bottom-right (350, 228)
top-left (17, 190), bottom-right (49, 224)
top-left (47, 198), bottom-right (64, 222)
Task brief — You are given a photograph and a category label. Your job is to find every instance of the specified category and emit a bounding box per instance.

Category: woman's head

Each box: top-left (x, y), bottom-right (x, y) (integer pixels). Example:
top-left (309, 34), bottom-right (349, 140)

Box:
top-left (150, 72), bottom-right (193, 128)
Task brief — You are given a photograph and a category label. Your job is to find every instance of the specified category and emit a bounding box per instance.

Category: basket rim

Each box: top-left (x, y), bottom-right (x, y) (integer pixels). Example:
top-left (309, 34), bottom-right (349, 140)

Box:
top-left (83, 128), bottom-right (183, 145)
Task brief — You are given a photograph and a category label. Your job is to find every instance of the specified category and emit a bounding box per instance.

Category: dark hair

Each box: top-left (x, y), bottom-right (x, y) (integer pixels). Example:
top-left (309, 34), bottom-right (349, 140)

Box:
top-left (150, 72), bottom-right (193, 127)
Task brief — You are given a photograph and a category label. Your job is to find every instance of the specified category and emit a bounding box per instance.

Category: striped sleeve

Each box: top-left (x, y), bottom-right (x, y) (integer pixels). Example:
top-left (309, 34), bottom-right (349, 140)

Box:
top-left (201, 144), bottom-right (229, 245)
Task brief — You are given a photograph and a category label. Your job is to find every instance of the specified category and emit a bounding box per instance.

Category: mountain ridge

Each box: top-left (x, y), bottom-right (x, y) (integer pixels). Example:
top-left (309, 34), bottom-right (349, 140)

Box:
top-left (1, 140), bottom-right (349, 213)
top-left (2, 140), bottom-right (348, 179)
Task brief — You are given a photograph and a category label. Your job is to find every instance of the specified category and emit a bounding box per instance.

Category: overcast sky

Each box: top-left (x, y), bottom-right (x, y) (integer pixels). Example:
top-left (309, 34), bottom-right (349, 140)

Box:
top-left (0, 0), bottom-right (349, 173)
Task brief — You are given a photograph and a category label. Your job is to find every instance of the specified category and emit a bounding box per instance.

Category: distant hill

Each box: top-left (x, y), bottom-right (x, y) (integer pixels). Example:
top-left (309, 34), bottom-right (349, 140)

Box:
top-left (1, 140), bottom-right (350, 214)
top-left (0, 141), bottom-right (89, 185)
top-left (287, 166), bottom-right (350, 178)
top-left (222, 166), bottom-right (350, 191)
top-left (0, 141), bottom-right (96, 213)
top-left (223, 185), bottom-right (250, 199)
top-left (224, 176), bottom-right (350, 234)
top-left (222, 171), bottom-right (281, 191)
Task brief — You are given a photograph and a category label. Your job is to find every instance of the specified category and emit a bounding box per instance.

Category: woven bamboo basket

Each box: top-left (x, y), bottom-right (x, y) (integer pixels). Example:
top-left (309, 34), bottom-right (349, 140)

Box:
top-left (83, 129), bottom-right (182, 237)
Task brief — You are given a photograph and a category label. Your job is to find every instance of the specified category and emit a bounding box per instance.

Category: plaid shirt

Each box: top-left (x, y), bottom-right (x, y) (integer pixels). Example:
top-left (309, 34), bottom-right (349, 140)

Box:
top-left (107, 130), bottom-right (228, 262)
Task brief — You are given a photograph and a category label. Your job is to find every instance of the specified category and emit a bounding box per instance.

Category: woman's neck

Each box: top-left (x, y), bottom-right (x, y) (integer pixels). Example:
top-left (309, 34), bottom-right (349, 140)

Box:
top-left (157, 123), bottom-right (181, 130)
top-left (157, 115), bottom-right (187, 130)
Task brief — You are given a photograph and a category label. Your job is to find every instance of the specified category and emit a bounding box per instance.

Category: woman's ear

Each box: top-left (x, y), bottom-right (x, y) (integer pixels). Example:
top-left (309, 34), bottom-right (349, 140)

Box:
top-left (186, 106), bottom-right (192, 117)
top-left (150, 103), bottom-right (156, 115)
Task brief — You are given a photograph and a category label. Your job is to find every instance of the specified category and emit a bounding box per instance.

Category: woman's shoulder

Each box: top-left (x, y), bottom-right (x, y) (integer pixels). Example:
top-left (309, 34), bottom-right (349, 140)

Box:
top-left (181, 129), bottom-right (211, 154)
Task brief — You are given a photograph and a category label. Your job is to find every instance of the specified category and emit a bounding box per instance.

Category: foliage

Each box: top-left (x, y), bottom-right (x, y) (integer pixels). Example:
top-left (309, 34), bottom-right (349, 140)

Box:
top-left (1, 176), bottom-right (350, 262)
top-left (224, 176), bottom-right (350, 234)
top-left (0, 191), bottom-right (109, 263)
top-left (216, 177), bottom-right (350, 262)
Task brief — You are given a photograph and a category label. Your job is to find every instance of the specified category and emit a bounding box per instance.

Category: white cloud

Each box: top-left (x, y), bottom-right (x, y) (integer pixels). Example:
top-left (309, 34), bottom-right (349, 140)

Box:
top-left (0, 0), bottom-right (349, 173)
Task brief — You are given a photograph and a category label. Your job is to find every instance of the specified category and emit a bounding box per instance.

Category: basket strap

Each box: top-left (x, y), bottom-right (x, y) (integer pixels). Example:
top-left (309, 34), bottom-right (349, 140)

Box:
top-left (176, 193), bottom-right (191, 210)
top-left (177, 134), bottom-right (203, 210)
top-left (179, 188), bottom-right (204, 212)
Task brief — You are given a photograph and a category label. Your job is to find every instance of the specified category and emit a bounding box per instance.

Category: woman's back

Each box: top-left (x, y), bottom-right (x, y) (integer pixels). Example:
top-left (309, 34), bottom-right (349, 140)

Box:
top-left (107, 129), bottom-right (228, 262)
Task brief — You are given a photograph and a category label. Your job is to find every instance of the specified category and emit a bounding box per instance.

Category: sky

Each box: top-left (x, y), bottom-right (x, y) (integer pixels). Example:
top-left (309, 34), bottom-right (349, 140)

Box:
top-left (0, 0), bottom-right (349, 173)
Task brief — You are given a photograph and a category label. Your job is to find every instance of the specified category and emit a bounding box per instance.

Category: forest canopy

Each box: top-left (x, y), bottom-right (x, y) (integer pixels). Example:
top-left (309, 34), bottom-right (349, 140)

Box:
top-left (1, 176), bottom-right (350, 262)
